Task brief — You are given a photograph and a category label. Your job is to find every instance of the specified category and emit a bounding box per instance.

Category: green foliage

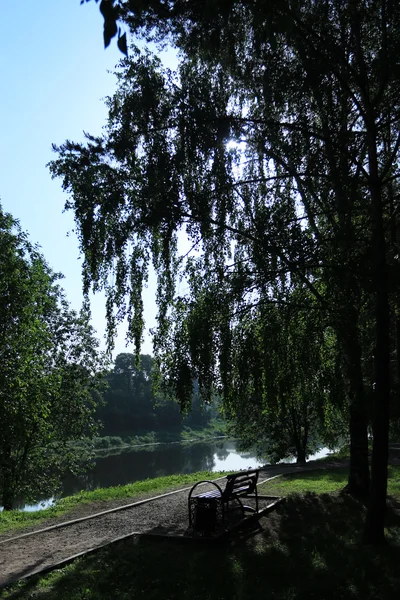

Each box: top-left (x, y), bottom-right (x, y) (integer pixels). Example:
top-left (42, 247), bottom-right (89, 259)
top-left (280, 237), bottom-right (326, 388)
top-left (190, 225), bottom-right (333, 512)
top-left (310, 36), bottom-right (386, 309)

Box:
top-left (48, 44), bottom-right (345, 463)
top-left (70, 416), bottom-right (226, 458)
top-left (52, 1), bottom-right (400, 535)
top-left (93, 437), bottom-right (111, 449)
top-left (97, 352), bottom-right (214, 435)
top-left (217, 289), bottom-right (347, 463)
top-left (0, 206), bottom-right (106, 509)
top-left (82, 0), bottom-right (127, 54)
top-left (47, 18), bottom-right (379, 401)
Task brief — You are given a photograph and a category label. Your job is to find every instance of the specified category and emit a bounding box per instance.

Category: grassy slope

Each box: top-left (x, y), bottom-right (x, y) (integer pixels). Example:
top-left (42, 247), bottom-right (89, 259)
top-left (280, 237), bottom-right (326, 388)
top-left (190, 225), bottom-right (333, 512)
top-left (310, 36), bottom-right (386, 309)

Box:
top-left (2, 466), bottom-right (400, 599)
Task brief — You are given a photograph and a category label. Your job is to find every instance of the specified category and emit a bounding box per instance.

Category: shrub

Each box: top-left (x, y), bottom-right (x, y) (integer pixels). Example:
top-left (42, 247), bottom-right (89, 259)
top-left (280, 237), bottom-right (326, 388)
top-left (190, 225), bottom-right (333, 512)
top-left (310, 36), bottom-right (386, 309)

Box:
top-left (109, 436), bottom-right (123, 446)
top-left (94, 437), bottom-right (110, 449)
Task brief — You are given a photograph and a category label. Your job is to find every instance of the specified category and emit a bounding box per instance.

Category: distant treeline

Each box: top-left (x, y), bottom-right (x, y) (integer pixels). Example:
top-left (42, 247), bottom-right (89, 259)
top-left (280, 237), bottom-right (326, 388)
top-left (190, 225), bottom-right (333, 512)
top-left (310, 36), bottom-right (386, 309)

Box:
top-left (96, 353), bottom-right (220, 435)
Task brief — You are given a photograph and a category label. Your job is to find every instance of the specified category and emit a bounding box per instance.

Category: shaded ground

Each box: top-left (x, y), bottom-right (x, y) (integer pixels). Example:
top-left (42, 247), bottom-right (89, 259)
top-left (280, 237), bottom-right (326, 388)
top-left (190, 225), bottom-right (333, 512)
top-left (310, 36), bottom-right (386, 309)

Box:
top-left (3, 489), bottom-right (400, 600)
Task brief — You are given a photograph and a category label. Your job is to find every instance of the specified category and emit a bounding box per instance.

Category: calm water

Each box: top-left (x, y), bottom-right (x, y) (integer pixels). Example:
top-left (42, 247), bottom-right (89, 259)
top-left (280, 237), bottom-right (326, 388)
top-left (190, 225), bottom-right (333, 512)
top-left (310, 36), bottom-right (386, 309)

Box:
top-left (10, 438), bottom-right (329, 511)
top-left (62, 438), bottom-right (264, 496)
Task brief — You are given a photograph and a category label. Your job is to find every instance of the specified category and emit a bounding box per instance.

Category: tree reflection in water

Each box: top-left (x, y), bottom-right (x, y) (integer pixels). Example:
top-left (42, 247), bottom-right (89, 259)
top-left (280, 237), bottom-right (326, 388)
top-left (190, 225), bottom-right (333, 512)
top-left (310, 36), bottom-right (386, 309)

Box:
top-left (9, 440), bottom-right (264, 510)
top-left (61, 438), bottom-right (267, 497)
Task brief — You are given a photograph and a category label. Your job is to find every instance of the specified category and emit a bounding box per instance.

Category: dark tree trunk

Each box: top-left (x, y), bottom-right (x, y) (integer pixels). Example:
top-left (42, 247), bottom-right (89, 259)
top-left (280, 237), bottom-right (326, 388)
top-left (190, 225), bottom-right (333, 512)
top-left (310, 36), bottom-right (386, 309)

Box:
top-left (396, 318), bottom-right (400, 394)
top-left (388, 180), bottom-right (400, 418)
top-left (363, 125), bottom-right (391, 545)
top-left (2, 497), bottom-right (13, 511)
top-left (296, 448), bottom-right (307, 464)
top-left (342, 326), bottom-right (370, 499)
top-left (363, 267), bottom-right (390, 544)
top-left (2, 446), bottom-right (15, 510)
top-left (2, 478), bottom-right (14, 511)
top-left (347, 399), bottom-right (370, 499)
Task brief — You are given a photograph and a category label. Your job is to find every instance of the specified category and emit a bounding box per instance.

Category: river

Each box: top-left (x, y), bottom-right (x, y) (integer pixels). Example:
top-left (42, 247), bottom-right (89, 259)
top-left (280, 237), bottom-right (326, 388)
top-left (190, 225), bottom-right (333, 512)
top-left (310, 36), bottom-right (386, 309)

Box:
top-left (8, 438), bottom-right (330, 512)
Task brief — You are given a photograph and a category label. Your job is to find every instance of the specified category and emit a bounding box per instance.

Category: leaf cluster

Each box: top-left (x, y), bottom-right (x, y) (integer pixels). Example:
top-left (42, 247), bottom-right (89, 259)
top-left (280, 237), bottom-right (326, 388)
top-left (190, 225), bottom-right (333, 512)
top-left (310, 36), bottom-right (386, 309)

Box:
top-left (0, 206), bottom-right (107, 506)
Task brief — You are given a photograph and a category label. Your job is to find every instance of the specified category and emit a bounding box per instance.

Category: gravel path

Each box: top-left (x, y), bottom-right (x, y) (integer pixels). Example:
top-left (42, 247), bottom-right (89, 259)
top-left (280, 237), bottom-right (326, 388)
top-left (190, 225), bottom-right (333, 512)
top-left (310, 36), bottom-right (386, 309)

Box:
top-left (0, 489), bottom-right (193, 587)
top-left (0, 460), bottom-right (350, 588)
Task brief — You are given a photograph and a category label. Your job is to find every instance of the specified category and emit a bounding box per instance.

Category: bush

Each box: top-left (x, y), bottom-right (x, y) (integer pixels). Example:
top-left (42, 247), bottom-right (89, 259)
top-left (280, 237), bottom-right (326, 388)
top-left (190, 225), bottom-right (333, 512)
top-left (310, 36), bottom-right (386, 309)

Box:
top-left (109, 436), bottom-right (123, 446)
top-left (94, 437), bottom-right (110, 449)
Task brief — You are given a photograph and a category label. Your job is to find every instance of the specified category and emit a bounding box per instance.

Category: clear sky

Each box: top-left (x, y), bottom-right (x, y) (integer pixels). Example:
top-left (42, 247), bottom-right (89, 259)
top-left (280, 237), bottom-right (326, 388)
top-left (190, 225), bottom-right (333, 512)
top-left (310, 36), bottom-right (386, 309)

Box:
top-left (0, 1), bottom-right (174, 357)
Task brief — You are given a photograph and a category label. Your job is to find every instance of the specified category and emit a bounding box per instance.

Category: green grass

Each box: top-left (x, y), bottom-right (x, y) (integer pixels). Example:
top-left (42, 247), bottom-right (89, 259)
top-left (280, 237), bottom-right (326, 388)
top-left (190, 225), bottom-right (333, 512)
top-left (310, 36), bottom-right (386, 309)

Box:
top-left (0, 471), bottom-right (231, 536)
top-left (259, 465), bottom-right (400, 498)
top-left (3, 473), bottom-right (400, 600)
top-left (259, 467), bottom-right (350, 495)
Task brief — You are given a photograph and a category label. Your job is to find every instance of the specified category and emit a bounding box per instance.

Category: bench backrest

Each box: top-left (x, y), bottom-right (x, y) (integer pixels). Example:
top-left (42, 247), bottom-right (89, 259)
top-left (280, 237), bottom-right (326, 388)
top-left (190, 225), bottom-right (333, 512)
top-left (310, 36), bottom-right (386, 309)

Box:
top-left (223, 469), bottom-right (259, 499)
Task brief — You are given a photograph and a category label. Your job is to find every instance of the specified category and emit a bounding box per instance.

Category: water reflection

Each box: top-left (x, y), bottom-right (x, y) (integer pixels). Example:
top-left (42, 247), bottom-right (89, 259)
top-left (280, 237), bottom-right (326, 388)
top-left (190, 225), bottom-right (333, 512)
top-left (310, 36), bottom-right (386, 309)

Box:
top-left (62, 438), bottom-right (260, 497)
top-left (6, 439), bottom-right (329, 511)
top-left (6, 439), bottom-right (262, 511)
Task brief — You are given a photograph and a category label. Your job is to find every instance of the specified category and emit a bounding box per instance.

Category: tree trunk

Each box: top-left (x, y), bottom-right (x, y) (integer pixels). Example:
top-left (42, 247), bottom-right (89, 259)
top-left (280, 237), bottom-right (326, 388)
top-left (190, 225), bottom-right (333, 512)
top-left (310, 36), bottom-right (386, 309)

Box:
top-left (2, 496), bottom-right (13, 511)
top-left (341, 325), bottom-right (370, 499)
top-left (363, 265), bottom-right (390, 544)
top-left (347, 353), bottom-right (370, 499)
top-left (363, 123), bottom-right (391, 545)
top-left (2, 479), bottom-right (14, 511)
top-left (2, 446), bottom-right (15, 510)
top-left (296, 448), bottom-right (307, 464)
top-left (347, 399), bottom-right (370, 499)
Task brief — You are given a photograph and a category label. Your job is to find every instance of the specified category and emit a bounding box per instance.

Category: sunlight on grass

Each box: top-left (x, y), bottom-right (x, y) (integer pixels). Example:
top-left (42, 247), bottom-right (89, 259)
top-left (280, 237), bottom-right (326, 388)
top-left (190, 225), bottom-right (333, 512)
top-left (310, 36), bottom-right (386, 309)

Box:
top-left (388, 466), bottom-right (400, 497)
top-left (259, 466), bottom-right (400, 498)
top-left (259, 468), bottom-right (348, 496)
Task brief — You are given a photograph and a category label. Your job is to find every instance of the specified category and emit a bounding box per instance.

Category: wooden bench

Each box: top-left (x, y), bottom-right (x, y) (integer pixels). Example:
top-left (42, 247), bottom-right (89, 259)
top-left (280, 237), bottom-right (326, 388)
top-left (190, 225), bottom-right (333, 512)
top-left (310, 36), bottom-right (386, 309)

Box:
top-left (188, 469), bottom-right (259, 534)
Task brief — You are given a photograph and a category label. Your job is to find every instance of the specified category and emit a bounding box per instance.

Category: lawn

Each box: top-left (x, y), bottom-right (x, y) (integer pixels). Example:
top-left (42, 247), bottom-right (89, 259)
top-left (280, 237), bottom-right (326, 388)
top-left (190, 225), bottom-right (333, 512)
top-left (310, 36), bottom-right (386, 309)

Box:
top-left (259, 465), bottom-right (400, 498)
top-left (2, 466), bottom-right (400, 599)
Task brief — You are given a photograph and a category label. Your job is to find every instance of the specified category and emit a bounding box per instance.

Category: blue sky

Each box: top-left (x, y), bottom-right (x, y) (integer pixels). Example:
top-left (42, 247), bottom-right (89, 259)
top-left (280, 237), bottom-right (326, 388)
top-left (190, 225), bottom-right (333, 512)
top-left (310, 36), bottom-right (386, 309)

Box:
top-left (0, 1), bottom-right (175, 356)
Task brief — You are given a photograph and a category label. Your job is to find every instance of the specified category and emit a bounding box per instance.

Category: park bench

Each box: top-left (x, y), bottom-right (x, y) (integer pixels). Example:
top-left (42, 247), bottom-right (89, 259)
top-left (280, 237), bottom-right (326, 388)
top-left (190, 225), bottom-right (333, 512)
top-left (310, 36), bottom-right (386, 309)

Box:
top-left (188, 469), bottom-right (259, 534)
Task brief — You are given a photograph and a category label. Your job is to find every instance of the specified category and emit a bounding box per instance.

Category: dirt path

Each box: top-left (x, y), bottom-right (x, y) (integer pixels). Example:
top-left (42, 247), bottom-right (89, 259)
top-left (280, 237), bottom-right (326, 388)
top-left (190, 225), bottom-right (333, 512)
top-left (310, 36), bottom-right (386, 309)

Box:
top-left (0, 460), bottom-right (349, 588)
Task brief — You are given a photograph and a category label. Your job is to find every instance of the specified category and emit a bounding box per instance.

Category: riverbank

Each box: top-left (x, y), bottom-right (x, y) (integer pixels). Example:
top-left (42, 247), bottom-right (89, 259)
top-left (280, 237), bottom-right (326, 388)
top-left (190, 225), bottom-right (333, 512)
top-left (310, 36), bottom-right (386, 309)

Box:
top-left (2, 464), bottom-right (400, 599)
top-left (70, 420), bottom-right (228, 455)
top-left (0, 471), bottom-right (232, 536)
top-left (2, 436), bottom-right (266, 513)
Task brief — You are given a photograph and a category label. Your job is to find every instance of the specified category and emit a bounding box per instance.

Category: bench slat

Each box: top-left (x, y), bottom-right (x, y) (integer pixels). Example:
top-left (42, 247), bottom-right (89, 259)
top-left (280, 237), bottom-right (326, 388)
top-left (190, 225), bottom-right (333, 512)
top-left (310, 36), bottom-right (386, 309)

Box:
top-left (188, 469), bottom-right (260, 532)
top-left (193, 469), bottom-right (259, 500)
top-left (196, 490), bottom-right (221, 499)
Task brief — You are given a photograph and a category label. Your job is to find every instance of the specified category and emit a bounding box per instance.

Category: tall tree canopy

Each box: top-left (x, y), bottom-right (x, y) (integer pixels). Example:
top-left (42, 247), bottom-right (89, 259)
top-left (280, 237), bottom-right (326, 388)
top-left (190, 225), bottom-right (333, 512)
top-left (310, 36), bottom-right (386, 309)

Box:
top-left (98, 352), bottom-right (214, 435)
top-left (56, 0), bottom-right (400, 542)
top-left (0, 206), bottom-right (106, 509)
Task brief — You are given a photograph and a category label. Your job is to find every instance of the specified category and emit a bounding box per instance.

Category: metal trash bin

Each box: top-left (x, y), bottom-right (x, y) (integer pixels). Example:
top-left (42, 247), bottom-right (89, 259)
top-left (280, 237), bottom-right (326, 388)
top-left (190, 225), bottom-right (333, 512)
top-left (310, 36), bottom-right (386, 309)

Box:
top-left (193, 497), bottom-right (219, 533)
top-left (188, 480), bottom-right (224, 536)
